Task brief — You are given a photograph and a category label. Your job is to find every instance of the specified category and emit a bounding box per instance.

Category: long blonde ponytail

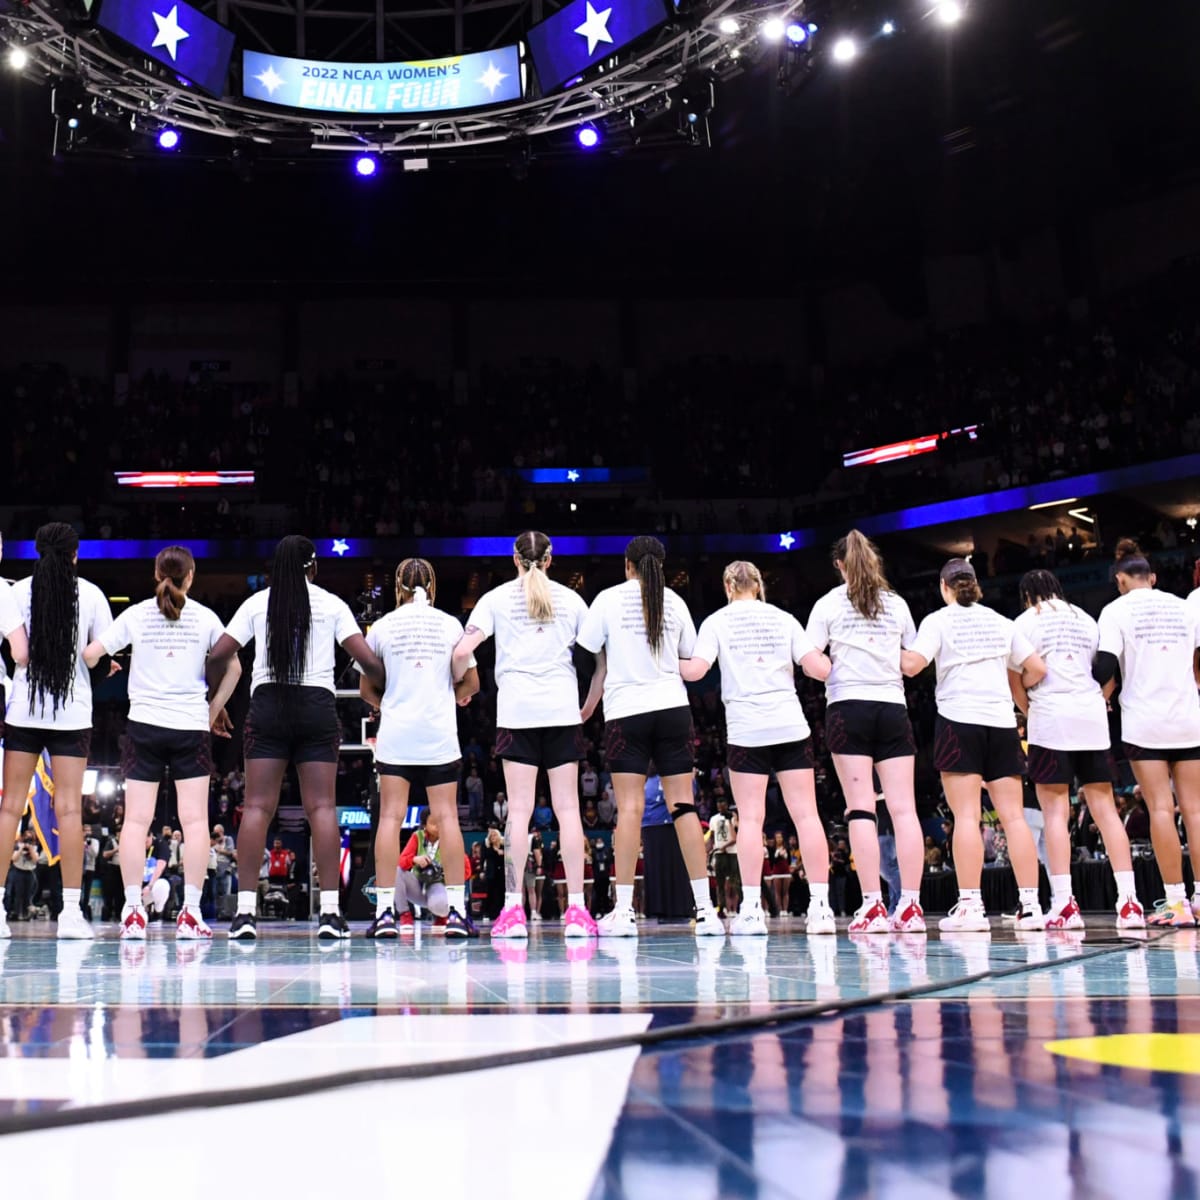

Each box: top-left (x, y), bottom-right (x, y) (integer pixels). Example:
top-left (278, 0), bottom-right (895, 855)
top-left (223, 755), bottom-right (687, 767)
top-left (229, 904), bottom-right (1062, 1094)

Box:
top-left (833, 529), bottom-right (890, 621)
top-left (514, 530), bottom-right (555, 623)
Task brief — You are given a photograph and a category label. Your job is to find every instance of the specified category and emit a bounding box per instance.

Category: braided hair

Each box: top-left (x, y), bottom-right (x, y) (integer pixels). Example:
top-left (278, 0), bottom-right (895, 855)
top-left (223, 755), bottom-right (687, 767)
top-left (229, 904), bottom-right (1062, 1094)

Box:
top-left (396, 558), bottom-right (436, 605)
top-left (267, 535), bottom-right (316, 686)
top-left (514, 530), bottom-right (554, 622)
top-left (1018, 569), bottom-right (1065, 609)
top-left (625, 535), bottom-right (667, 653)
top-left (27, 522), bottom-right (80, 716)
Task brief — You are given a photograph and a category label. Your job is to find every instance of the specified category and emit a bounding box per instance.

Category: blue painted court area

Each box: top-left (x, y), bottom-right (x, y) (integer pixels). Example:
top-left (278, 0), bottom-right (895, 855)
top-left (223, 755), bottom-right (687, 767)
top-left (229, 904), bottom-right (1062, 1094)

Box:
top-left (0, 920), bottom-right (1194, 1199)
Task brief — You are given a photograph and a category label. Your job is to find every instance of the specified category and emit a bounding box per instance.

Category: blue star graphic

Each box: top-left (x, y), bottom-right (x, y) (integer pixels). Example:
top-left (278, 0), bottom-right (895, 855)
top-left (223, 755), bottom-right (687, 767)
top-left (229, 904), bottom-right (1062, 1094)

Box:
top-left (332, 539), bottom-right (349, 557)
top-left (779, 532), bottom-right (796, 550)
top-left (567, 469), bottom-right (580, 482)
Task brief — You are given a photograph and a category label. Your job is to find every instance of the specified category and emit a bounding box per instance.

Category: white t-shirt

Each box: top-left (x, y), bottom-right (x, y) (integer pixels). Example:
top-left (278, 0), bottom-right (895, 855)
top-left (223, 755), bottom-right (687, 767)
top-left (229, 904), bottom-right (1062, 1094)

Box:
top-left (1188, 586), bottom-right (1200, 616)
top-left (1097, 588), bottom-right (1200, 749)
top-left (805, 585), bottom-right (916, 705)
top-left (366, 599), bottom-right (467, 766)
top-left (693, 600), bottom-right (815, 746)
top-left (467, 577), bottom-right (588, 729)
top-left (1012, 600), bottom-right (1109, 750)
top-left (5, 577), bottom-right (113, 730)
top-left (225, 582), bottom-right (360, 694)
top-left (577, 580), bottom-right (696, 721)
top-left (0, 578), bottom-right (22, 641)
top-left (910, 603), bottom-right (1033, 729)
top-left (97, 597), bottom-right (224, 732)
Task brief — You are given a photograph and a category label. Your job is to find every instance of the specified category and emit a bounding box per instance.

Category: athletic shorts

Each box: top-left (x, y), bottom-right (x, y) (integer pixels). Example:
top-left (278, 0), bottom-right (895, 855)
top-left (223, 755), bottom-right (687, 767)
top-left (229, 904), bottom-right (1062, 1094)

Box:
top-left (824, 700), bottom-right (915, 761)
top-left (726, 739), bottom-right (814, 776)
top-left (376, 759), bottom-right (462, 787)
top-left (121, 720), bottom-right (214, 783)
top-left (243, 685), bottom-right (340, 764)
top-left (1027, 744), bottom-right (1115, 787)
top-left (2, 724), bottom-right (91, 759)
top-left (494, 725), bottom-right (584, 770)
top-left (1123, 743), bottom-right (1200, 765)
top-left (603, 706), bottom-right (694, 777)
top-left (934, 716), bottom-right (1026, 780)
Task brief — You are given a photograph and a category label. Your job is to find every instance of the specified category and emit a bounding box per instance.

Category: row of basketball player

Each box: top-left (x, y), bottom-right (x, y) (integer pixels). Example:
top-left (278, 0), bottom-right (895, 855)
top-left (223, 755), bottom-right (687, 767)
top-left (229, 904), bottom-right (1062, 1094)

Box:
top-left (0, 524), bottom-right (1198, 944)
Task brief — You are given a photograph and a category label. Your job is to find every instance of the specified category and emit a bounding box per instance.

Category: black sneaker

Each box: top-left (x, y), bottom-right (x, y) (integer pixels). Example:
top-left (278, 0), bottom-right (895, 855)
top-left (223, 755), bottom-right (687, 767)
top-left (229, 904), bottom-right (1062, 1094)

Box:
top-left (318, 912), bottom-right (351, 940)
top-left (445, 908), bottom-right (478, 940)
top-left (228, 913), bottom-right (257, 941)
top-left (366, 910), bottom-right (398, 939)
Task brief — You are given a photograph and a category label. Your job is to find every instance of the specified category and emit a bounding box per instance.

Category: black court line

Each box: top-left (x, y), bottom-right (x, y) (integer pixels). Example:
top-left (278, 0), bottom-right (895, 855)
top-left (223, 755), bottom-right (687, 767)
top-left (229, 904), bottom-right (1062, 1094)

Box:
top-left (0, 930), bottom-right (1169, 1136)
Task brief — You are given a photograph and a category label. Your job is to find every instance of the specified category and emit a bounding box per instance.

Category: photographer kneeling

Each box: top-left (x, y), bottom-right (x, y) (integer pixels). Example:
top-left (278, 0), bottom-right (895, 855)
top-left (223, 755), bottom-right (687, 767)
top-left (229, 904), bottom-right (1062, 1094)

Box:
top-left (396, 810), bottom-right (471, 934)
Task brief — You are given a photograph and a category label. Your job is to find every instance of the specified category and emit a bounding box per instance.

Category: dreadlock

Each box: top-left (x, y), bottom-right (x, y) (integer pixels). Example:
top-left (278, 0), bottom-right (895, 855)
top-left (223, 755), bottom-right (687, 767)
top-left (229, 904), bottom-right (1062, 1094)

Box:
top-left (1018, 568), bottom-right (1065, 610)
top-left (625, 535), bottom-right (667, 654)
top-left (27, 522), bottom-right (80, 716)
top-left (396, 558), bottom-right (436, 606)
top-left (267, 535), bottom-right (316, 687)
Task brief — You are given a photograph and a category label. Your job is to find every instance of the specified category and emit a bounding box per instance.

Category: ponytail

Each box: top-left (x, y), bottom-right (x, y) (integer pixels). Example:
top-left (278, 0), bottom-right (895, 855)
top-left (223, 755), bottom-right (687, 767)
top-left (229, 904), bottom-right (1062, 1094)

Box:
top-left (832, 529), bottom-right (889, 621)
top-left (27, 522), bottom-right (80, 716)
top-left (154, 545), bottom-right (194, 621)
top-left (625, 535), bottom-right (666, 653)
top-left (940, 558), bottom-right (982, 607)
top-left (514, 530), bottom-right (554, 623)
top-left (396, 558), bottom-right (436, 606)
top-left (267, 535), bottom-right (315, 687)
top-left (723, 560), bottom-right (766, 602)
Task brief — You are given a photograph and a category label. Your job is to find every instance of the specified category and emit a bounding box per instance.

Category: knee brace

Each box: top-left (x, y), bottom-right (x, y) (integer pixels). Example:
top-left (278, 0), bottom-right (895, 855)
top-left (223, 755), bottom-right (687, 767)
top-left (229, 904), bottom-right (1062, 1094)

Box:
top-left (846, 809), bottom-right (878, 825)
top-left (670, 804), bottom-right (698, 822)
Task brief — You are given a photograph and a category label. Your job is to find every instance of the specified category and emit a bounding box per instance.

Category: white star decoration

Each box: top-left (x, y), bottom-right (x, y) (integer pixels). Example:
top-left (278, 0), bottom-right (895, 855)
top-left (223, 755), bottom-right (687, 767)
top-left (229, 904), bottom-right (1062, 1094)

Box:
top-left (574, 1), bottom-right (614, 56)
top-left (567, 469), bottom-right (580, 482)
top-left (477, 59), bottom-right (508, 97)
top-left (151, 6), bottom-right (190, 61)
top-left (256, 64), bottom-right (286, 96)
top-left (779, 532), bottom-right (796, 550)
top-left (332, 539), bottom-right (349, 557)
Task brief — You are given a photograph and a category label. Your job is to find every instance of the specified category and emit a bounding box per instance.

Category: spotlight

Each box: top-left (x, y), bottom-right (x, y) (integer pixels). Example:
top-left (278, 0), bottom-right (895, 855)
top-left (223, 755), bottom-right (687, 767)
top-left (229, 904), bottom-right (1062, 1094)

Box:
top-left (718, 16), bottom-right (739, 34)
top-left (785, 22), bottom-right (807, 44)
top-left (761, 17), bottom-right (785, 41)
top-left (96, 777), bottom-right (116, 799)
top-left (832, 36), bottom-right (858, 63)
top-left (576, 124), bottom-right (600, 149)
top-left (881, 20), bottom-right (896, 35)
top-left (7, 45), bottom-right (29, 70)
top-left (67, 117), bottom-right (79, 129)
top-left (934, 1), bottom-right (964, 26)
top-left (157, 127), bottom-right (179, 150)
top-left (354, 153), bottom-right (378, 176)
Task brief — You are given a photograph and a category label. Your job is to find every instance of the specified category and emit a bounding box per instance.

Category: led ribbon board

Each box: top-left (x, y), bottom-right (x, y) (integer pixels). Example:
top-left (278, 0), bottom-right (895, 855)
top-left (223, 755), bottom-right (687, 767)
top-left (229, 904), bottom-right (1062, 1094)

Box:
top-left (96, 0), bottom-right (235, 96)
top-left (242, 47), bottom-right (523, 114)
top-left (843, 425), bottom-right (979, 469)
top-left (115, 470), bottom-right (255, 488)
top-left (526, 0), bottom-right (669, 93)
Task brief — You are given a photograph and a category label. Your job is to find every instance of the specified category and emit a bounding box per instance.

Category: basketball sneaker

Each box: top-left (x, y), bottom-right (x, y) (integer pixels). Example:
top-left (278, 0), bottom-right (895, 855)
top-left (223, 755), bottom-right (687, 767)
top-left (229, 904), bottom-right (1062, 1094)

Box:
top-left (1148, 899), bottom-right (1197, 928)
top-left (805, 901), bottom-right (837, 935)
top-left (0, 912), bottom-right (9, 940)
top-left (1015, 904), bottom-right (1047, 931)
top-left (228, 913), bottom-right (257, 940)
top-left (175, 908), bottom-right (212, 940)
top-left (890, 900), bottom-right (927, 934)
top-left (57, 909), bottom-right (96, 940)
top-left (1116, 896), bottom-right (1146, 930)
top-left (596, 907), bottom-right (638, 938)
top-left (398, 911), bottom-right (415, 936)
top-left (563, 904), bottom-right (599, 939)
top-left (729, 907), bottom-right (768, 936)
top-left (318, 912), bottom-right (351, 940)
top-left (491, 903), bottom-right (529, 939)
top-left (848, 899), bottom-right (890, 934)
top-left (694, 907), bottom-right (727, 937)
top-left (120, 907), bottom-right (148, 941)
top-left (445, 908), bottom-right (478, 940)
top-left (1045, 897), bottom-right (1085, 931)
top-left (938, 901), bottom-right (990, 933)
top-left (366, 910), bottom-right (398, 939)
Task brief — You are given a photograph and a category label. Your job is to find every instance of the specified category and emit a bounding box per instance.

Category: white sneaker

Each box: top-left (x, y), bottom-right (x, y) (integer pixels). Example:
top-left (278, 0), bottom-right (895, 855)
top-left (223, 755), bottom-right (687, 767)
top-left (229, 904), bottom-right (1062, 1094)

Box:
top-left (0, 912), bottom-right (10, 940)
top-left (57, 909), bottom-right (97, 940)
top-left (729, 908), bottom-right (768, 936)
top-left (694, 907), bottom-right (727, 937)
top-left (596, 907), bottom-right (638, 938)
top-left (938, 901), bottom-right (990, 933)
top-left (1015, 906), bottom-right (1047, 932)
top-left (120, 906), bottom-right (148, 941)
top-left (805, 902), bottom-right (837, 935)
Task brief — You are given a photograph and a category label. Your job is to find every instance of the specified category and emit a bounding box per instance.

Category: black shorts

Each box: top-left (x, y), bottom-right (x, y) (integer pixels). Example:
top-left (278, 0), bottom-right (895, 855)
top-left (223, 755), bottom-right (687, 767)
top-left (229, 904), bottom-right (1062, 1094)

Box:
top-left (121, 721), bottom-right (214, 783)
top-left (1123, 742), bottom-right (1200, 764)
top-left (726, 739), bottom-right (815, 776)
top-left (1027, 744), bottom-right (1115, 787)
top-left (494, 725), bottom-right (584, 770)
top-left (376, 759), bottom-right (462, 787)
top-left (824, 700), bottom-right (915, 761)
top-left (604, 706), bottom-right (694, 777)
top-left (934, 716), bottom-right (1026, 780)
top-left (243, 685), bottom-right (340, 764)
top-left (2, 724), bottom-right (91, 759)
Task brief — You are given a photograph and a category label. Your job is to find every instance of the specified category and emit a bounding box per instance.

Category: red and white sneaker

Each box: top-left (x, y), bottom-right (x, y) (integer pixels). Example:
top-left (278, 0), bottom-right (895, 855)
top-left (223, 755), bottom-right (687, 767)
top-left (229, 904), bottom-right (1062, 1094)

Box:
top-left (848, 899), bottom-right (890, 934)
top-left (491, 903), bottom-right (529, 939)
top-left (563, 904), bottom-right (599, 939)
top-left (398, 911), bottom-right (416, 936)
top-left (1116, 896), bottom-right (1146, 930)
top-left (890, 900), bottom-right (927, 934)
top-left (176, 907), bottom-right (213, 940)
top-left (1045, 897), bottom-right (1085, 931)
top-left (120, 906), bottom-right (148, 941)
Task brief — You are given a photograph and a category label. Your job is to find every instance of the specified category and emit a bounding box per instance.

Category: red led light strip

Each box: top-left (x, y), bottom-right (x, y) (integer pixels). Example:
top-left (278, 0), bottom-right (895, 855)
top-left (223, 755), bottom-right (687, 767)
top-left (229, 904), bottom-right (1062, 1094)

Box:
top-left (843, 425), bottom-right (979, 469)
top-left (114, 471), bottom-right (255, 489)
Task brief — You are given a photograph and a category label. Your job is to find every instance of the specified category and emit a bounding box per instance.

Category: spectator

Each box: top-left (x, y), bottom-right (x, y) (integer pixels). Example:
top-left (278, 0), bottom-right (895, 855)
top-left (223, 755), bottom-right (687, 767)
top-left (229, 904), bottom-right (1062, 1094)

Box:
top-left (596, 784), bottom-right (616, 828)
top-left (581, 763), bottom-right (599, 801)
top-left (80, 825), bottom-right (100, 921)
top-left (211, 824), bottom-right (237, 905)
top-left (582, 801), bottom-right (601, 831)
top-left (5, 832), bottom-right (44, 921)
top-left (464, 767), bottom-right (484, 828)
top-left (709, 797), bottom-right (740, 917)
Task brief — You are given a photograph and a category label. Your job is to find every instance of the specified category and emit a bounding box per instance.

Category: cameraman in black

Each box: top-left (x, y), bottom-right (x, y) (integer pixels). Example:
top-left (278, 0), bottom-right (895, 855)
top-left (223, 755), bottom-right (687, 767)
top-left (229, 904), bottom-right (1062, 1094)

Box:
top-left (6, 832), bottom-right (45, 921)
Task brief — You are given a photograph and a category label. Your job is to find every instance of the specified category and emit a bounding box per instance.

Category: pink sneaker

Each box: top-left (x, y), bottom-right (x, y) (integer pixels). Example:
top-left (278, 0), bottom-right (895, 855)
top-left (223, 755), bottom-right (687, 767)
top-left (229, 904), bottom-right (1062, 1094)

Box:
top-left (491, 903), bottom-right (529, 939)
top-left (563, 904), bottom-right (599, 939)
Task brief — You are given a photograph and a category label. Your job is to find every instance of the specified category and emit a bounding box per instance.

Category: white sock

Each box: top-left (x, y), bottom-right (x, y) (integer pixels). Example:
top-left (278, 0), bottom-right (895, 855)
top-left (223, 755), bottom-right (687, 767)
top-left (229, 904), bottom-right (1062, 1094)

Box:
top-left (900, 889), bottom-right (921, 907)
top-left (376, 887), bottom-right (395, 917)
top-left (63, 888), bottom-right (81, 911)
top-left (1113, 870), bottom-right (1136, 899)
top-left (320, 889), bottom-right (339, 915)
top-left (184, 885), bottom-right (202, 911)
top-left (690, 878), bottom-right (711, 912)
top-left (446, 885), bottom-right (465, 914)
top-left (960, 888), bottom-right (983, 906)
top-left (1050, 874), bottom-right (1072, 910)
top-left (237, 890), bottom-right (257, 916)
top-left (125, 884), bottom-right (142, 910)
top-left (568, 891), bottom-right (584, 910)
top-left (1018, 887), bottom-right (1040, 911)
top-left (863, 890), bottom-right (882, 906)
top-left (505, 891), bottom-right (522, 910)
top-left (616, 883), bottom-right (634, 911)
top-left (1166, 882), bottom-right (1188, 905)
top-left (809, 882), bottom-right (829, 906)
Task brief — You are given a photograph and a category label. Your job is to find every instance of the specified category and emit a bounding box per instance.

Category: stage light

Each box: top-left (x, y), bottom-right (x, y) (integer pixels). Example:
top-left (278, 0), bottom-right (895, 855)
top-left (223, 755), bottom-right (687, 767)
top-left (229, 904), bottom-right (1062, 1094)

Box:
top-left (354, 153), bottom-right (378, 176)
top-left (761, 17), bottom-right (785, 41)
top-left (881, 20), bottom-right (896, 35)
top-left (6, 45), bottom-right (29, 70)
top-left (576, 124), bottom-right (600, 148)
top-left (832, 36), bottom-right (858, 63)
top-left (807, 22), bottom-right (818, 32)
top-left (718, 16), bottom-right (739, 34)
top-left (157, 127), bottom-right (179, 150)
top-left (785, 22), bottom-right (807, 44)
top-left (935, 1), bottom-right (964, 26)
top-left (67, 117), bottom-right (79, 129)
top-left (96, 777), bottom-right (116, 799)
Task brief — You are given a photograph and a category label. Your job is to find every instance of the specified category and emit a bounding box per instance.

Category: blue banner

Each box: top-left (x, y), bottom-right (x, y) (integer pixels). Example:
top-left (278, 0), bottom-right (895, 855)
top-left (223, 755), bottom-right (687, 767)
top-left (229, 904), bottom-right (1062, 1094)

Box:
top-left (96, 0), bottom-right (235, 96)
top-left (25, 753), bottom-right (60, 867)
top-left (242, 47), bottom-right (523, 114)
top-left (526, 0), bottom-right (668, 92)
